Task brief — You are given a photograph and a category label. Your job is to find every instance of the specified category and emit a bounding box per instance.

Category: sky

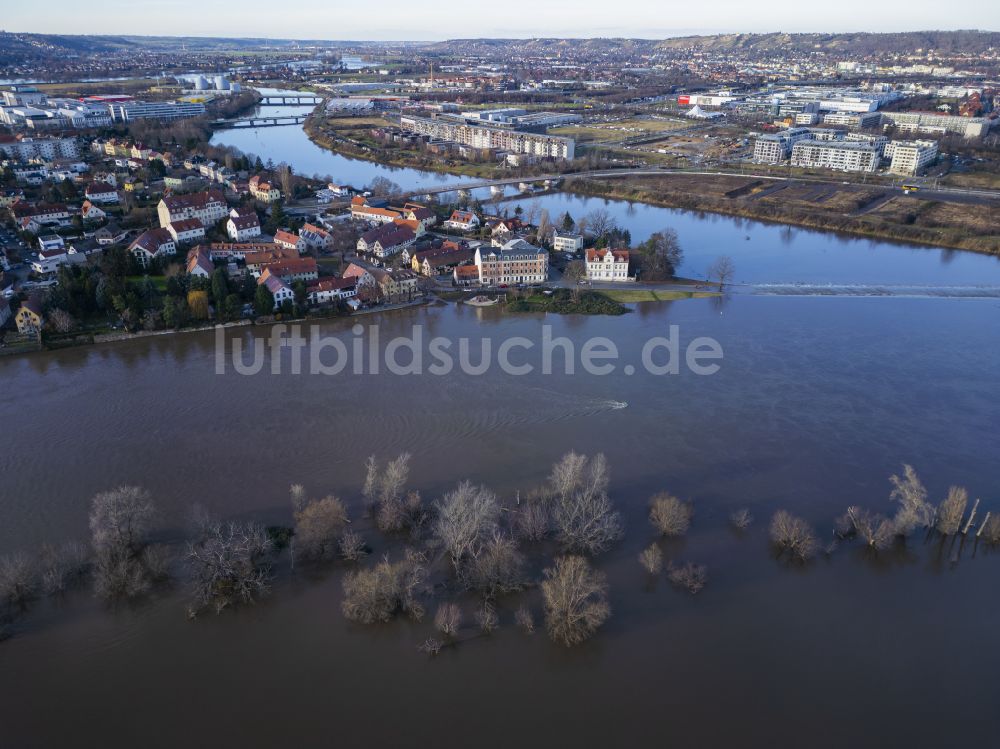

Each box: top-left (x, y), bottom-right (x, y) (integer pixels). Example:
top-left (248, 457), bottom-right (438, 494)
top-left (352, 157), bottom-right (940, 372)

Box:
top-left (4, 1), bottom-right (998, 40)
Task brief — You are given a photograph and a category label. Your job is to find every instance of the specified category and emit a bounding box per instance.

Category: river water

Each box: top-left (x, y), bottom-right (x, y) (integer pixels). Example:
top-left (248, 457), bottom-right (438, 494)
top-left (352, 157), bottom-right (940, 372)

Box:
top-left (2, 97), bottom-right (1000, 747)
top-left (1, 294), bottom-right (999, 747)
top-left (210, 88), bottom-right (460, 192)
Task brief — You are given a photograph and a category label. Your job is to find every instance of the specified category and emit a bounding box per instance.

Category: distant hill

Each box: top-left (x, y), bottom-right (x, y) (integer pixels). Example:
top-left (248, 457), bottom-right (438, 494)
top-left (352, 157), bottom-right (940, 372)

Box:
top-left (2, 30), bottom-right (999, 63)
top-left (652, 31), bottom-right (1000, 55)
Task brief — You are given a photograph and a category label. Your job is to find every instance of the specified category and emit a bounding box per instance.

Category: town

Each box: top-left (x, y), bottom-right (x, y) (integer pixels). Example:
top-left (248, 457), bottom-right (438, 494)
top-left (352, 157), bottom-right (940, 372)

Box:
top-left (1, 30), bottom-right (999, 350)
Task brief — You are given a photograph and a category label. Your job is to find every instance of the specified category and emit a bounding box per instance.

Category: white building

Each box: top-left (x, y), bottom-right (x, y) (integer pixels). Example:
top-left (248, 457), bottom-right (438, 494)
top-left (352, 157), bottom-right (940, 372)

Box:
top-left (227, 209), bottom-right (262, 242)
top-left (790, 140), bottom-right (881, 173)
top-left (585, 248), bottom-right (631, 281)
top-left (400, 114), bottom-right (575, 160)
top-left (884, 140), bottom-right (939, 176)
top-left (167, 218), bottom-right (206, 245)
top-left (0, 136), bottom-right (79, 161)
top-left (880, 111), bottom-right (990, 140)
top-left (753, 128), bottom-right (812, 163)
top-left (553, 231), bottom-right (584, 253)
top-left (158, 190), bottom-right (228, 228)
top-left (110, 100), bottom-right (207, 123)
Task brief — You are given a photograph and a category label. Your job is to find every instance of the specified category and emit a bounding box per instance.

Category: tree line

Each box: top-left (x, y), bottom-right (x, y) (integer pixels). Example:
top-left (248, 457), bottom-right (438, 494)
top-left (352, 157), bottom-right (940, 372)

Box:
top-left (1, 460), bottom-right (997, 650)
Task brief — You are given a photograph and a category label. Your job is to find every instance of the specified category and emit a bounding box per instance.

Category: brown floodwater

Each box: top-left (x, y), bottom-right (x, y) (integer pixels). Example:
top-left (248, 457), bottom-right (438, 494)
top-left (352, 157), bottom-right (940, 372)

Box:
top-left (1, 295), bottom-right (998, 747)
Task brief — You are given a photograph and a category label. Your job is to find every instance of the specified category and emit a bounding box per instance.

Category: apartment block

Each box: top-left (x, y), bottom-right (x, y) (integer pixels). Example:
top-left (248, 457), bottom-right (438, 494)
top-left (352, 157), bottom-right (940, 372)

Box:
top-left (883, 140), bottom-right (939, 176)
top-left (752, 128), bottom-right (812, 163)
top-left (790, 140), bottom-right (880, 172)
top-left (400, 115), bottom-right (575, 160)
top-left (880, 111), bottom-right (990, 140)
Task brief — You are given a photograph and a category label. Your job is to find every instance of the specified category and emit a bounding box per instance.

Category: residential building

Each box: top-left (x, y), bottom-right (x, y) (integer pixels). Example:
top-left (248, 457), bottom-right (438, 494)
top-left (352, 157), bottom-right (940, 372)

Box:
top-left (259, 271), bottom-right (295, 310)
top-left (351, 201), bottom-right (403, 225)
top-left (419, 246), bottom-right (474, 276)
top-left (157, 190), bottom-right (228, 228)
top-left (84, 182), bottom-right (119, 204)
top-left (357, 224), bottom-right (416, 259)
top-left (15, 298), bottom-right (44, 335)
top-left (129, 228), bottom-right (176, 267)
top-left (300, 223), bottom-right (334, 251)
top-left (752, 128), bottom-right (812, 163)
top-left (879, 111), bottom-right (990, 140)
top-left (274, 229), bottom-right (304, 253)
top-left (186, 247), bottom-right (214, 278)
top-left (205, 242), bottom-right (279, 262)
top-left (585, 248), bottom-right (631, 281)
top-left (453, 263), bottom-right (480, 286)
top-left (445, 210), bottom-right (480, 232)
top-left (258, 257), bottom-right (318, 284)
top-left (38, 234), bottom-right (65, 253)
top-left (402, 204), bottom-right (437, 228)
top-left (10, 202), bottom-right (70, 226)
top-left (884, 140), bottom-right (939, 176)
top-left (244, 246), bottom-right (299, 277)
top-left (400, 114), bottom-right (575, 160)
top-left (32, 246), bottom-right (68, 274)
top-left (0, 135), bottom-right (78, 161)
top-left (790, 140), bottom-right (880, 172)
top-left (822, 111), bottom-right (882, 128)
top-left (371, 267), bottom-right (420, 301)
top-left (81, 200), bottom-right (107, 222)
top-left (95, 224), bottom-right (128, 246)
top-left (248, 175), bottom-right (282, 203)
top-left (475, 239), bottom-right (549, 286)
top-left (227, 209), bottom-right (262, 242)
top-left (307, 277), bottom-right (357, 305)
top-left (167, 218), bottom-right (206, 245)
top-left (553, 231), bottom-right (584, 253)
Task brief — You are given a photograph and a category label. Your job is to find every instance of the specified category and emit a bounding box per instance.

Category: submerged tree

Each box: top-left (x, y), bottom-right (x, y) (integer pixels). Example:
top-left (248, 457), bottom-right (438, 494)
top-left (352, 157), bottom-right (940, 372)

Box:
top-left (292, 492), bottom-right (349, 562)
top-left (433, 481), bottom-right (500, 572)
top-left (841, 507), bottom-right (895, 551)
top-left (889, 464), bottom-right (933, 537)
top-left (341, 550), bottom-right (427, 624)
top-left (667, 561), bottom-right (707, 594)
top-left (769, 510), bottom-right (819, 562)
top-left (434, 602), bottom-right (462, 637)
top-left (639, 544), bottom-right (663, 575)
top-left (936, 486), bottom-right (969, 536)
top-left (463, 531), bottom-right (527, 597)
top-left (649, 492), bottom-right (693, 537)
top-left (186, 520), bottom-right (273, 614)
top-left (541, 555), bottom-right (611, 647)
top-left (89, 486), bottom-right (157, 599)
top-left (0, 553), bottom-right (37, 607)
top-left (550, 453), bottom-right (623, 555)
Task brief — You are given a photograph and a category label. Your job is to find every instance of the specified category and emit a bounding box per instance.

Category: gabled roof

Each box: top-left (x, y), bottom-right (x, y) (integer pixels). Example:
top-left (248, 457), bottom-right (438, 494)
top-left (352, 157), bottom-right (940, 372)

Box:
top-left (586, 248), bottom-right (629, 262)
top-left (228, 212), bottom-right (260, 231)
top-left (274, 229), bottom-right (301, 246)
top-left (130, 227), bottom-right (174, 254)
top-left (162, 190), bottom-right (226, 211)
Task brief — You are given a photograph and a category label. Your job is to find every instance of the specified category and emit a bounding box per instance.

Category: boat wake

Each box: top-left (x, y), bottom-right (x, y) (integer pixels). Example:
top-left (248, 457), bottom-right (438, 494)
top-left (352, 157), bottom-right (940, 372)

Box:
top-left (752, 283), bottom-right (1000, 299)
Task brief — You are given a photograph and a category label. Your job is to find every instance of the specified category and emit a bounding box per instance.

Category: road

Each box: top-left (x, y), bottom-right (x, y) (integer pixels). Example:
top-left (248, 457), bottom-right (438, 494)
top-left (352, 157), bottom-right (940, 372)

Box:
top-left (389, 167), bottom-right (1000, 205)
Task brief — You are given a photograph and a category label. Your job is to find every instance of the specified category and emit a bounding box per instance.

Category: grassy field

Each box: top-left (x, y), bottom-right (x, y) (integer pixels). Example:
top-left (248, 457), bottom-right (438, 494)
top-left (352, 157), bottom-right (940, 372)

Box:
top-left (601, 289), bottom-right (721, 302)
top-left (550, 117), bottom-right (686, 144)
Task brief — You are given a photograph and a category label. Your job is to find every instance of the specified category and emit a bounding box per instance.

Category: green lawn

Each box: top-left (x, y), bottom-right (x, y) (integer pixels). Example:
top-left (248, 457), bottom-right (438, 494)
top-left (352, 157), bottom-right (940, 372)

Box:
top-left (601, 289), bottom-right (720, 302)
top-left (127, 275), bottom-right (168, 291)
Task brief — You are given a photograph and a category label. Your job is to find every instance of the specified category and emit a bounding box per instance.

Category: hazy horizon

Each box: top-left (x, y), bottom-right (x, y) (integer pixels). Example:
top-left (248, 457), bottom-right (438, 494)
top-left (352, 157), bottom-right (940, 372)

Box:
top-left (3, 0), bottom-right (999, 43)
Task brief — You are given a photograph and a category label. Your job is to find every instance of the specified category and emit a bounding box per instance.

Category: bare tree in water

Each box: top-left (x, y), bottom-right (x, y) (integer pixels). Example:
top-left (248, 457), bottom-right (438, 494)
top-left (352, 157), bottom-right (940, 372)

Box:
top-left (541, 555), bottom-right (610, 647)
top-left (549, 452), bottom-right (623, 555)
top-left (769, 510), bottom-right (818, 562)
top-left (889, 464), bottom-right (934, 537)
top-left (936, 486), bottom-right (968, 536)
top-left (707, 255), bottom-right (735, 290)
top-left (649, 492), bottom-right (693, 537)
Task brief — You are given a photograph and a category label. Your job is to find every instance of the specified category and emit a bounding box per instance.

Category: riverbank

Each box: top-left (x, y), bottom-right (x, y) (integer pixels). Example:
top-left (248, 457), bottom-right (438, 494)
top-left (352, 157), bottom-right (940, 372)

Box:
top-left (565, 174), bottom-right (1000, 257)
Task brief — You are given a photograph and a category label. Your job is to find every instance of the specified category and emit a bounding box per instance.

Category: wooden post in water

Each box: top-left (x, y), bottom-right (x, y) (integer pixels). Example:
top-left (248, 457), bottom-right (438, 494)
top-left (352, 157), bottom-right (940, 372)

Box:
top-left (976, 511), bottom-right (991, 538)
top-left (962, 498), bottom-right (980, 535)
